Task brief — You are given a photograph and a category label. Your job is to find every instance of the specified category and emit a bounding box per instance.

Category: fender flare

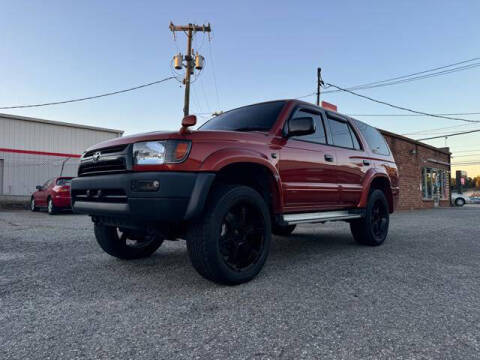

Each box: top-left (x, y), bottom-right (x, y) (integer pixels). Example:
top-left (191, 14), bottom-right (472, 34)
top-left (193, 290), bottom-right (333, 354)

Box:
top-left (357, 169), bottom-right (391, 209)
top-left (198, 148), bottom-right (284, 212)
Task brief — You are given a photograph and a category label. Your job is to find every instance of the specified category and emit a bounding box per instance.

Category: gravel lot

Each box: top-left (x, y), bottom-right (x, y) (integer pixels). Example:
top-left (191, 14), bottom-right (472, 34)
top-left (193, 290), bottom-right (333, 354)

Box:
top-left (1, 207), bottom-right (479, 359)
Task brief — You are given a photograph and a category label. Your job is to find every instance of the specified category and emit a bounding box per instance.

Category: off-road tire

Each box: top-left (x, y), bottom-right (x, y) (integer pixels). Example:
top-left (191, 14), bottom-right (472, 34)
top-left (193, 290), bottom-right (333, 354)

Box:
top-left (272, 224), bottom-right (296, 236)
top-left (186, 184), bottom-right (271, 285)
top-left (350, 189), bottom-right (389, 246)
top-left (94, 224), bottom-right (164, 260)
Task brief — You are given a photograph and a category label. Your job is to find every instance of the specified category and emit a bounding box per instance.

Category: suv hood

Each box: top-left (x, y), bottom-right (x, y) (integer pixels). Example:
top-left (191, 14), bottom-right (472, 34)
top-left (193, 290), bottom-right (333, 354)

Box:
top-left (84, 130), bottom-right (271, 152)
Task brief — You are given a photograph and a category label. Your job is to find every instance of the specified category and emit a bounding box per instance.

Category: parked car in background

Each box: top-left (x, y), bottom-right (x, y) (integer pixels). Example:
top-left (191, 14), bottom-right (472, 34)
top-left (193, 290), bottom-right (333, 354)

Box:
top-left (451, 192), bottom-right (470, 207)
top-left (31, 177), bottom-right (73, 214)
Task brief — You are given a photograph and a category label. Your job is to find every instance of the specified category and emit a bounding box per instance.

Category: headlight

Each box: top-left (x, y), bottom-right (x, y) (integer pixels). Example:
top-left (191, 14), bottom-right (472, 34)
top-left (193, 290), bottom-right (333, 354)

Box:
top-left (133, 140), bottom-right (191, 165)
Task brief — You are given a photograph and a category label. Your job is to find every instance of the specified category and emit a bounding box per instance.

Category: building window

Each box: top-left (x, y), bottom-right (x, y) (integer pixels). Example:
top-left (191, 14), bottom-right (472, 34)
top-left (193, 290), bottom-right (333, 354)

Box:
top-left (422, 167), bottom-right (449, 200)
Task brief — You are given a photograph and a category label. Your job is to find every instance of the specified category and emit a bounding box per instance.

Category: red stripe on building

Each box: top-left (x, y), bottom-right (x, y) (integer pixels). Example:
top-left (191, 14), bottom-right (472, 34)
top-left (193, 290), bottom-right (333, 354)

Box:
top-left (0, 147), bottom-right (81, 158)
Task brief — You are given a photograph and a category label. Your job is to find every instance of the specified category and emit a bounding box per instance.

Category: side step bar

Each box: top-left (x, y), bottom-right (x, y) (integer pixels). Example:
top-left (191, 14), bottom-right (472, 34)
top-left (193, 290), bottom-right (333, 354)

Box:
top-left (281, 209), bottom-right (364, 225)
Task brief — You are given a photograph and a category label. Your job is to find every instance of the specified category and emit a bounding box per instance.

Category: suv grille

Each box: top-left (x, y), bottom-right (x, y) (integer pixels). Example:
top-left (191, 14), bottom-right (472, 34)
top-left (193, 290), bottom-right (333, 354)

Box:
top-left (78, 145), bottom-right (130, 176)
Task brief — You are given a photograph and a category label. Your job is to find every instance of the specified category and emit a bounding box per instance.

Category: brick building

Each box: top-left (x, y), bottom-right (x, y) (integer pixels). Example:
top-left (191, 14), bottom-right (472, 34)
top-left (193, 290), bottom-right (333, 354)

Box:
top-left (380, 130), bottom-right (451, 210)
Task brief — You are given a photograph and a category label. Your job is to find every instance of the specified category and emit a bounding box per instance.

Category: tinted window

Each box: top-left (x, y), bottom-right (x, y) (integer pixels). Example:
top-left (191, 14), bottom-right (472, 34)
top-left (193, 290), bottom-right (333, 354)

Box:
top-left (200, 101), bottom-right (285, 132)
top-left (349, 126), bottom-right (362, 150)
top-left (353, 119), bottom-right (390, 155)
top-left (291, 109), bottom-right (326, 144)
top-left (56, 178), bottom-right (72, 186)
top-left (328, 118), bottom-right (355, 148)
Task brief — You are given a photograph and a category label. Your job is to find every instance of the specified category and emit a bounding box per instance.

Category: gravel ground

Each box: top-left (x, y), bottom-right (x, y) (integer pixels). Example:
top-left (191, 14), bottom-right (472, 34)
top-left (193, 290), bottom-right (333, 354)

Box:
top-left (1, 207), bottom-right (479, 359)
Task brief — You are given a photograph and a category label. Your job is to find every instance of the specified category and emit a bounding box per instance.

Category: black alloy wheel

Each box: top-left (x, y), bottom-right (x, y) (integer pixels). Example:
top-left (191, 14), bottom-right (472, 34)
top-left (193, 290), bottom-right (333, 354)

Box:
top-left (350, 189), bottom-right (390, 246)
top-left (94, 224), bottom-right (164, 259)
top-left (370, 198), bottom-right (389, 240)
top-left (186, 184), bottom-right (272, 285)
top-left (219, 202), bottom-right (266, 272)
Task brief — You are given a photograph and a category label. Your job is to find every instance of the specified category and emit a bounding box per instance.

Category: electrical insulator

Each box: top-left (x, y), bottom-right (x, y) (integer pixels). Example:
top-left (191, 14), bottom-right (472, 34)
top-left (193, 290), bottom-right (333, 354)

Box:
top-left (173, 53), bottom-right (183, 70)
top-left (195, 54), bottom-right (205, 70)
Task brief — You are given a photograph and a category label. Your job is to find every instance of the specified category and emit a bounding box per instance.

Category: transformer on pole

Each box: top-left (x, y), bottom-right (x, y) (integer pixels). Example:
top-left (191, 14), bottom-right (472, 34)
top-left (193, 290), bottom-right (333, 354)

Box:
top-left (169, 22), bottom-right (211, 117)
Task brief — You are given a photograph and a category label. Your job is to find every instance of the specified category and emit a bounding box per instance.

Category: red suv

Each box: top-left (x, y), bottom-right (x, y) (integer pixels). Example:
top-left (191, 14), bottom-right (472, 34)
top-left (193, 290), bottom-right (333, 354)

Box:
top-left (31, 177), bottom-right (73, 214)
top-left (71, 100), bottom-right (399, 284)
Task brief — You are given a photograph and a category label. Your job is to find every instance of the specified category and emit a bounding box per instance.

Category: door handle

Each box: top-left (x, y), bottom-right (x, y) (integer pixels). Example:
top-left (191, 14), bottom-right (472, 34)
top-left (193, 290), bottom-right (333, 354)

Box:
top-left (324, 154), bottom-right (334, 162)
top-left (363, 159), bottom-right (370, 166)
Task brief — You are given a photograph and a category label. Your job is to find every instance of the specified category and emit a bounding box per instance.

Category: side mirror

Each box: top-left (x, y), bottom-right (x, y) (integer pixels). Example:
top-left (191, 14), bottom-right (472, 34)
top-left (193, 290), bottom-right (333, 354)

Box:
top-left (36, 185), bottom-right (43, 191)
top-left (285, 117), bottom-right (315, 137)
top-left (180, 115), bottom-right (197, 134)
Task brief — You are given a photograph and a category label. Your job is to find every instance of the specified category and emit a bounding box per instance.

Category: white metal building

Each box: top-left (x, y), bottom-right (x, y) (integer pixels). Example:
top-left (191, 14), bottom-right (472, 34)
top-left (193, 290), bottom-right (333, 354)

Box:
top-left (0, 113), bottom-right (123, 196)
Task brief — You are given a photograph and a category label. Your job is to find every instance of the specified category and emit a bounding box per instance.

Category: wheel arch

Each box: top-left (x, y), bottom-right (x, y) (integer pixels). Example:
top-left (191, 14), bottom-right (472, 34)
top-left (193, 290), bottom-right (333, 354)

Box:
top-left (358, 172), bottom-right (394, 213)
top-left (210, 161), bottom-right (283, 216)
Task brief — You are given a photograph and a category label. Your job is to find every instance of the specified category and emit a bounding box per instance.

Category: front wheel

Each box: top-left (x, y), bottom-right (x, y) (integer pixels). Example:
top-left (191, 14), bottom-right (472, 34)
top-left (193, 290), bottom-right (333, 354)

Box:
top-left (350, 189), bottom-right (390, 246)
top-left (31, 198), bottom-right (38, 212)
top-left (94, 225), bottom-right (164, 260)
top-left (186, 185), bottom-right (271, 285)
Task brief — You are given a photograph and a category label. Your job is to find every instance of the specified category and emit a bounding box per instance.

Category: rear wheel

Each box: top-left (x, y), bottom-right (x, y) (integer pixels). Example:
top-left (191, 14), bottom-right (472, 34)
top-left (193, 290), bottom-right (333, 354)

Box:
top-left (47, 198), bottom-right (56, 215)
top-left (186, 185), bottom-right (271, 285)
top-left (455, 197), bottom-right (465, 207)
top-left (94, 225), bottom-right (164, 260)
top-left (350, 189), bottom-right (389, 246)
top-left (272, 224), bottom-right (296, 236)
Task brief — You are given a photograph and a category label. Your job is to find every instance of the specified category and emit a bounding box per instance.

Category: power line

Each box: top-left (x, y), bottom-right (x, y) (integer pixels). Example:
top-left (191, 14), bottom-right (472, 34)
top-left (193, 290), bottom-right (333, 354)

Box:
top-left (207, 33), bottom-right (221, 110)
top-left (297, 57), bottom-right (480, 100)
top-left (452, 153), bottom-right (480, 158)
top-left (0, 76), bottom-right (176, 110)
top-left (323, 57), bottom-right (480, 93)
top-left (324, 82), bottom-right (480, 123)
top-left (451, 161), bottom-right (480, 166)
top-left (416, 129), bottom-right (480, 141)
top-left (402, 123), bottom-right (476, 136)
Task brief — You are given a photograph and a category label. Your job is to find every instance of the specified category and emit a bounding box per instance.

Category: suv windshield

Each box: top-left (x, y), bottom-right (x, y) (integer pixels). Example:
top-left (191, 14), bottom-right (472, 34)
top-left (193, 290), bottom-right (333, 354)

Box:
top-left (199, 101), bottom-right (286, 132)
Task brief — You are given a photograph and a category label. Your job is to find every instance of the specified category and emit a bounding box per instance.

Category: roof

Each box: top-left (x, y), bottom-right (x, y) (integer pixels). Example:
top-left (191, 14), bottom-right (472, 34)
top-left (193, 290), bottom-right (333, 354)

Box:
top-left (379, 128), bottom-right (451, 155)
top-left (0, 112), bottom-right (124, 135)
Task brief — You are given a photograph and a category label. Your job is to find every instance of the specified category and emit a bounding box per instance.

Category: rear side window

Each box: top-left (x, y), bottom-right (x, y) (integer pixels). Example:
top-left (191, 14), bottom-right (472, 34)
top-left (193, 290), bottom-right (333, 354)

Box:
top-left (327, 118), bottom-right (360, 149)
top-left (56, 178), bottom-right (72, 186)
top-left (291, 109), bottom-right (327, 144)
top-left (353, 119), bottom-right (390, 155)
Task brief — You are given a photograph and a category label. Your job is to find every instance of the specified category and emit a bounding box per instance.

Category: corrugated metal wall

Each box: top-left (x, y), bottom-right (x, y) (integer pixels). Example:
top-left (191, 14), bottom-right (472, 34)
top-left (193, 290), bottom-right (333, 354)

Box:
top-left (0, 115), bottom-right (122, 195)
top-left (0, 115), bottom-right (119, 154)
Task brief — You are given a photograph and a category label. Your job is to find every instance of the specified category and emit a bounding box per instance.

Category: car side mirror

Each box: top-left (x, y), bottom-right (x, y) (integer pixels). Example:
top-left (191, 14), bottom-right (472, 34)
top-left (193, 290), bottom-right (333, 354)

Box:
top-left (180, 114), bottom-right (197, 134)
top-left (285, 117), bottom-right (315, 137)
top-left (36, 185), bottom-right (43, 191)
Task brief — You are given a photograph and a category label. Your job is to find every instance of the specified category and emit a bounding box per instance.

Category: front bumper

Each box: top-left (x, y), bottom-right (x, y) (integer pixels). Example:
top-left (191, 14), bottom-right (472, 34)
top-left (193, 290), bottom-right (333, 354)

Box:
top-left (71, 172), bottom-right (215, 222)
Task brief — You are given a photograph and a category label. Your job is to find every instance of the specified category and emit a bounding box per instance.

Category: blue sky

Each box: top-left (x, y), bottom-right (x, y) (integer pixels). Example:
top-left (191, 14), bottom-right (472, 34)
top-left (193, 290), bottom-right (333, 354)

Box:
top-left (1, 0), bottom-right (480, 175)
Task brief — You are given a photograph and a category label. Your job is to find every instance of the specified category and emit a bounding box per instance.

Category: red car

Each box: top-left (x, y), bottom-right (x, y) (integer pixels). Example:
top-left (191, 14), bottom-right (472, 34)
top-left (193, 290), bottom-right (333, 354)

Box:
top-left (72, 100), bottom-right (399, 284)
top-left (31, 177), bottom-right (73, 214)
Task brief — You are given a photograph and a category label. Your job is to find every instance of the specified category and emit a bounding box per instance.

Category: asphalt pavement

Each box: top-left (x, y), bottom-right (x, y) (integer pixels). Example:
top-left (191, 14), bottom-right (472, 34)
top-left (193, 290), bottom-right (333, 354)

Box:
top-left (1, 207), bottom-right (479, 359)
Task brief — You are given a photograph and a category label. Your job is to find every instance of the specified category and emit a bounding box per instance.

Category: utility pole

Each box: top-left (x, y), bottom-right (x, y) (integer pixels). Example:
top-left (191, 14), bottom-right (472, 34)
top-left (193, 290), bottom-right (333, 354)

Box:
top-left (169, 22), bottom-right (211, 117)
top-left (316, 67), bottom-right (323, 106)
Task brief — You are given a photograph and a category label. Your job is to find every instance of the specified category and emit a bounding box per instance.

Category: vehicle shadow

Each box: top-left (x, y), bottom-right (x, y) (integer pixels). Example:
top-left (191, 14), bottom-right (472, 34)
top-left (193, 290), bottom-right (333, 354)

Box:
top-left (94, 227), bottom-right (358, 291)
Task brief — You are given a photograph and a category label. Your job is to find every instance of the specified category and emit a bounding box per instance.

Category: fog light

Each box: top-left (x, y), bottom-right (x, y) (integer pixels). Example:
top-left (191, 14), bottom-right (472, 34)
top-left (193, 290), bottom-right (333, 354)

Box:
top-left (132, 180), bottom-right (160, 192)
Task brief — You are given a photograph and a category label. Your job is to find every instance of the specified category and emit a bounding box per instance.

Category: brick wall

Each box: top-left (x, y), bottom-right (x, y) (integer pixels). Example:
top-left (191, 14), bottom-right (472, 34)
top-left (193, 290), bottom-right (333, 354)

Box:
top-left (381, 131), bottom-right (451, 210)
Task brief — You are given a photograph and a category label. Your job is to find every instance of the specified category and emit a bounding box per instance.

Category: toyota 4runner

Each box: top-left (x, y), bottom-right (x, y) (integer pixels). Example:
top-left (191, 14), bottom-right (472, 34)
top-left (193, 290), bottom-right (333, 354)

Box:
top-left (71, 100), bottom-right (399, 285)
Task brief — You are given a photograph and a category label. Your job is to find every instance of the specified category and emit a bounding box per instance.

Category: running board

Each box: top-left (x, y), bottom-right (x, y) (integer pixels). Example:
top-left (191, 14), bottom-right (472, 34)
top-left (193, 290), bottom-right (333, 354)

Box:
top-left (282, 210), bottom-right (364, 225)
